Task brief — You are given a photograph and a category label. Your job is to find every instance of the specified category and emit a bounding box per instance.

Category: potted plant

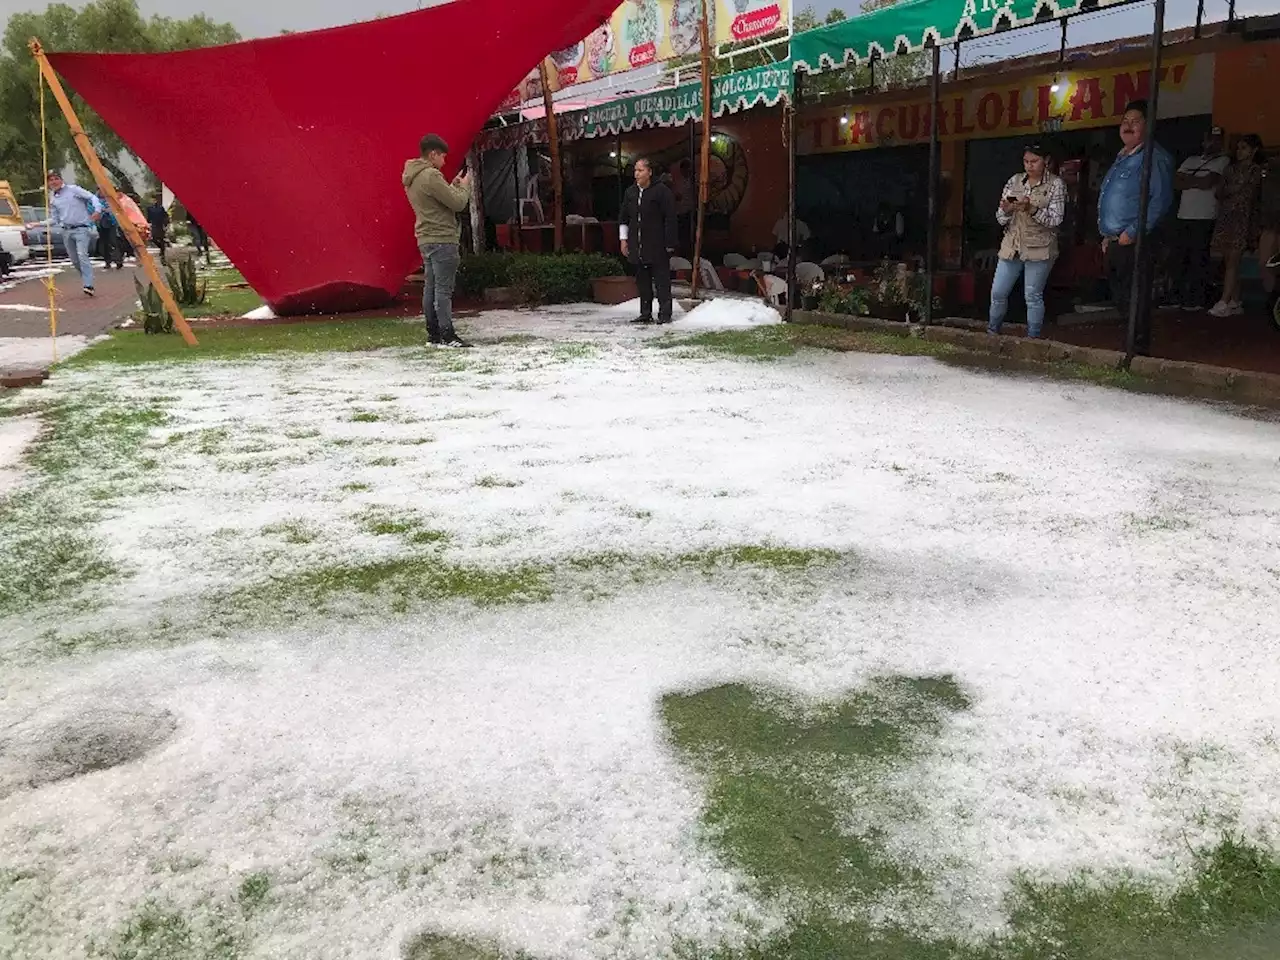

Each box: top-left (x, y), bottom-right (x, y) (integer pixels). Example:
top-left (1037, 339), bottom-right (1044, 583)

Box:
top-left (816, 280), bottom-right (870, 316)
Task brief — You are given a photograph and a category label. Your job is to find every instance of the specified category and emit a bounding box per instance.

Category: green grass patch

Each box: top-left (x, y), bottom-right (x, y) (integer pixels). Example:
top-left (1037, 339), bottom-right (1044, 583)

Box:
top-left (350, 411), bottom-right (383, 423)
top-left (61, 318), bottom-right (428, 367)
top-left (0, 392), bottom-right (172, 619)
top-left (654, 677), bottom-right (1280, 960)
top-left (476, 475), bottom-right (522, 489)
top-left (182, 285), bottom-right (266, 319)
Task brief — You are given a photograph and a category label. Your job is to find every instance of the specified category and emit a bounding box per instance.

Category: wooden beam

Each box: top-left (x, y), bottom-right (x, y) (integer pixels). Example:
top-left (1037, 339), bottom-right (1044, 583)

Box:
top-left (29, 38), bottom-right (198, 347)
top-left (466, 147), bottom-right (485, 254)
top-left (690, 3), bottom-right (712, 300)
top-left (538, 59), bottom-right (565, 252)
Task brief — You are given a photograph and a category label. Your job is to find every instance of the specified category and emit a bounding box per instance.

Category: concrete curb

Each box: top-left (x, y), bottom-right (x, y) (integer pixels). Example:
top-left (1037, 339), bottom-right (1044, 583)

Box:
top-left (791, 309), bottom-right (1280, 409)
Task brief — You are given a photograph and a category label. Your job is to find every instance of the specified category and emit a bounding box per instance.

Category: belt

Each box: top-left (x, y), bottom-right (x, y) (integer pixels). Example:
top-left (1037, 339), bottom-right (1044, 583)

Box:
top-left (63, 223), bottom-right (91, 230)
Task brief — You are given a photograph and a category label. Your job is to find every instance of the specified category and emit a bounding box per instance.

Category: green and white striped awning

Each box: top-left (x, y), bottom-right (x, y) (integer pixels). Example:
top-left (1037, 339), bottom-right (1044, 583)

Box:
top-left (792, 0), bottom-right (1136, 73)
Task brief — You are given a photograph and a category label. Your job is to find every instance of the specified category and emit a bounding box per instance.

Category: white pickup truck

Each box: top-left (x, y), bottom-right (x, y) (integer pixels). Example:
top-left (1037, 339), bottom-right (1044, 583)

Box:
top-left (0, 182), bottom-right (32, 276)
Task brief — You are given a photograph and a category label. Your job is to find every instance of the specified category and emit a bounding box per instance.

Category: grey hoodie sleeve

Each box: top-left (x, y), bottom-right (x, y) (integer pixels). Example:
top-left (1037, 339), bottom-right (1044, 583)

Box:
top-left (425, 170), bottom-right (471, 214)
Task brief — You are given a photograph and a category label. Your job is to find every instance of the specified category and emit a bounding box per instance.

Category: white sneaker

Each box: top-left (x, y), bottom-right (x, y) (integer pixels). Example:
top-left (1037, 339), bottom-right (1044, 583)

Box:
top-left (1207, 300), bottom-right (1232, 317)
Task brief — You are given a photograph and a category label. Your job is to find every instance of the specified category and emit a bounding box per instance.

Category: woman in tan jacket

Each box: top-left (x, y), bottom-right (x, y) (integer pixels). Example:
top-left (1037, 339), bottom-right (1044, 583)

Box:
top-left (987, 142), bottom-right (1068, 338)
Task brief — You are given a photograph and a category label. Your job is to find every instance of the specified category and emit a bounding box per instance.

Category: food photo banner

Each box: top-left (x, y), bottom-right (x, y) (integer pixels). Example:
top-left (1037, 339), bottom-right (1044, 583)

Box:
top-left (500, 0), bottom-right (793, 105)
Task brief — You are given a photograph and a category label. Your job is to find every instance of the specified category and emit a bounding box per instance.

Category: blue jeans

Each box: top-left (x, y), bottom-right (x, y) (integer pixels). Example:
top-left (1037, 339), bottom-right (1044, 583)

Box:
top-left (988, 256), bottom-right (1055, 338)
top-left (420, 242), bottom-right (460, 342)
top-left (65, 226), bottom-right (95, 289)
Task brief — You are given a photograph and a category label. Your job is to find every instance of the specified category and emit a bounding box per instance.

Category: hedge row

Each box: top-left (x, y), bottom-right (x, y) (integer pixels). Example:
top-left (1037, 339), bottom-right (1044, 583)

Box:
top-left (457, 252), bottom-right (625, 304)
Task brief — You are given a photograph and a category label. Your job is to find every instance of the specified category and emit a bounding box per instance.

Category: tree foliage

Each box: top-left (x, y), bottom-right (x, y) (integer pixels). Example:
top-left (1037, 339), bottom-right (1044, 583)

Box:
top-left (0, 0), bottom-right (239, 197)
top-left (671, 3), bottom-right (926, 101)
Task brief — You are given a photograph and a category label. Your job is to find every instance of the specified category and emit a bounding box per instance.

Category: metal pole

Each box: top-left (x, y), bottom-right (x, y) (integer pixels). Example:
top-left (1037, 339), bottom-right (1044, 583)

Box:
top-left (786, 72), bottom-right (803, 322)
top-left (952, 42), bottom-right (961, 82)
top-left (690, 2), bottom-right (713, 300)
top-left (1059, 16), bottom-right (1068, 62)
top-left (1125, 0), bottom-right (1165, 362)
top-left (925, 43), bottom-right (940, 326)
top-left (1194, 0), bottom-right (1204, 39)
top-left (1228, 0), bottom-right (1236, 31)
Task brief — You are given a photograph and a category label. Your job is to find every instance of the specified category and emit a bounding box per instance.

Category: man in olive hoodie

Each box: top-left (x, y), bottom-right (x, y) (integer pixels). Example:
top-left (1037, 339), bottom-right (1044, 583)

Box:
top-left (404, 134), bottom-right (473, 347)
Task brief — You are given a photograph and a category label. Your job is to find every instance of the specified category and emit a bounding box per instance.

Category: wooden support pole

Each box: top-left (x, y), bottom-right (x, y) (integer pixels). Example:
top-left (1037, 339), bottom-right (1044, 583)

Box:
top-left (30, 38), bottom-right (197, 347)
top-left (785, 72), bottom-right (802, 323)
top-left (466, 147), bottom-right (485, 254)
top-left (690, 2), bottom-right (713, 300)
top-left (538, 59), bottom-right (565, 252)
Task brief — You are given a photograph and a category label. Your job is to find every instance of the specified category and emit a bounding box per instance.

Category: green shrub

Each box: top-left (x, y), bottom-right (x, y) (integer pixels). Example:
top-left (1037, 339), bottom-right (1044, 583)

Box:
top-left (817, 282), bottom-right (870, 316)
top-left (457, 252), bottom-right (624, 304)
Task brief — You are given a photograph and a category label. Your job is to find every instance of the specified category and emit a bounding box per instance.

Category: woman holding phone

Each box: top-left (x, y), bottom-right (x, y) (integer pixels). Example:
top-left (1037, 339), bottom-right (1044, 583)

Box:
top-left (988, 142), bottom-right (1068, 338)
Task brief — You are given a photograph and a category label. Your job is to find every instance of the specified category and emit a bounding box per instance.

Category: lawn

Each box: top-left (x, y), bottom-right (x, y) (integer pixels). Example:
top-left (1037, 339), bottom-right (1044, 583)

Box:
top-left (3, 303), bottom-right (1280, 960)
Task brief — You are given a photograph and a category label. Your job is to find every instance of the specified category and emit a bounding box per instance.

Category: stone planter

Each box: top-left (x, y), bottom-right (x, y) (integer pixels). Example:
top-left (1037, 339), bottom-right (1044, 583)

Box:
top-left (591, 275), bottom-right (636, 305)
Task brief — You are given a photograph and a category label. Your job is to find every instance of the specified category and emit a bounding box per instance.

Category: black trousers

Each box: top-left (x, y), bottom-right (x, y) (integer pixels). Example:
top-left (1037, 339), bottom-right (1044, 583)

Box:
top-left (636, 259), bottom-right (673, 322)
top-left (1107, 235), bottom-right (1159, 354)
top-left (1166, 218), bottom-right (1215, 308)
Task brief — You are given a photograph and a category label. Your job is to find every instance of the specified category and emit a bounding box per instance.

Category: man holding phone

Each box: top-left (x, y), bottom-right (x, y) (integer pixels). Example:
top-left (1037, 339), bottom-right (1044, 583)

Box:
top-left (403, 133), bottom-right (473, 347)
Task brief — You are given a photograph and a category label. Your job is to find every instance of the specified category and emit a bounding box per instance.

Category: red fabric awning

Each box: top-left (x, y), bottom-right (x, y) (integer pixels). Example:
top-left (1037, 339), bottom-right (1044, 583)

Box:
top-left (49, 1), bottom-right (618, 314)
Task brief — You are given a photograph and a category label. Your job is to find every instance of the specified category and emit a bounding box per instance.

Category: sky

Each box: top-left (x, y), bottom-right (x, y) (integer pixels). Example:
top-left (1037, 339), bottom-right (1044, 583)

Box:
top-left (0, 0), bottom-right (1276, 64)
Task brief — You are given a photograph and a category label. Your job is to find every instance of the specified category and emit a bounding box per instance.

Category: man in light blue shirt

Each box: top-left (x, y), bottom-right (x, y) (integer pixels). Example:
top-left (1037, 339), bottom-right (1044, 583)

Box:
top-left (1097, 100), bottom-right (1174, 348)
top-left (27, 170), bottom-right (103, 296)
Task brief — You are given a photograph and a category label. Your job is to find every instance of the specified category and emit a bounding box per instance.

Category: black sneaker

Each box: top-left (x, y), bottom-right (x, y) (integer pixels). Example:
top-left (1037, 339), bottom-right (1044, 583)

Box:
top-left (441, 336), bottom-right (474, 349)
top-left (83, 286), bottom-right (95, 297)
top-left (630, 316), bottom-right (655, 325)
top-left (655, 317), bottom-right (674, 325)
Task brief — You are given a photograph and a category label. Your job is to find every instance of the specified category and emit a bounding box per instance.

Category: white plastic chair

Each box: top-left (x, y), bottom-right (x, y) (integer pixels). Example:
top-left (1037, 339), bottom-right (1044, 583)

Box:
top-left (821, 254), bottom-right (849, 268)
top-left (796, 262), bottom-right (825, 286)
top-left (761, 274), bottom-right (788, 307)
top-left (697, 258), bottom-right (724, 291)
top-left (669, 256), bottom-right (693, 271)
top-left (723, 253), bottom-right (748, 268)
top-left (518, 178), bottom-right (544, 225)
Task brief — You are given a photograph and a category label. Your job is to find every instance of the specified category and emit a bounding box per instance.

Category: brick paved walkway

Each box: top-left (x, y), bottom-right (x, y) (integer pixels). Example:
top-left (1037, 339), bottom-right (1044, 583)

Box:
top-left (0, 258), bottom-right (140, 340)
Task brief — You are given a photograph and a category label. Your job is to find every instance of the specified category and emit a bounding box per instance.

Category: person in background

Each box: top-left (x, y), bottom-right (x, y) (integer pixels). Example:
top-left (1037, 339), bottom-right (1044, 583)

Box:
top-left (188, 210), bottom-right (210, 263)
top-left (1258, 153), bottom-right (1280, 313)
top-left (987, 142), bottom-right (1067, 338)
top-left (620, 157), bottom-right (678, 325)
top-left (772, 212), bottom-right (810, 261)
top-left (872, 203), bottom-right (906, 260)
top-left (1097, 100), bottom-right (1174, 346)
top-left (403, 132), bottom-right (473, 347)
top-left (95, 188), bottom-right (123, 270)
top-left (1166, 126), bottom-right (1229, 311)
top-left (25, 171), bottom-right (102, 296)
top-left (115, 189), bottom-right (149, 252)
top-left (1209, 134), bottom-right (1265, 318)
top-left (146, 196), bottom-right (170, 263)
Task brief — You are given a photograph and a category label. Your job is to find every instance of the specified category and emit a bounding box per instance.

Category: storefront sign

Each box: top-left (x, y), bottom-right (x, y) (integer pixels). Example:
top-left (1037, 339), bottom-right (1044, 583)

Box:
top-left (797, 54), bottom-right (1213, 154)
top-left (582, 62), bottom-right (792, 137)
top-left (713, 0), bottom-right (791, 47)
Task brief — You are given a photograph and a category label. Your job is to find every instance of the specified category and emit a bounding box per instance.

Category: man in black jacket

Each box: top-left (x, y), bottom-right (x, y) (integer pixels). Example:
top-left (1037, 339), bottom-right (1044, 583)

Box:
top-left (620, 158), bottom-right (678, 324)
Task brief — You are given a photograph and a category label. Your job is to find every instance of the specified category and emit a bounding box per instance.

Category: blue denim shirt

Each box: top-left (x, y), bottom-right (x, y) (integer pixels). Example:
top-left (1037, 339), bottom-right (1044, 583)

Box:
top-left (1098, 142), bottom-right (1175, 240)
top-left (36, 185), bottom-right (103, 230)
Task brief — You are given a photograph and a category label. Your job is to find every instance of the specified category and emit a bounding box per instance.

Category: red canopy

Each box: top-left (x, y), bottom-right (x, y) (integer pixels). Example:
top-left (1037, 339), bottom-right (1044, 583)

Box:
top-left (50, 1), bottom-right (618, 314)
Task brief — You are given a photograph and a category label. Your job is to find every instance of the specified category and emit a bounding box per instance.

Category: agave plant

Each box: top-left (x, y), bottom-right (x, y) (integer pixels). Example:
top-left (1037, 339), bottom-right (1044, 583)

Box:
top-left (134, 276), bottom-right (172, 335)
top-left (164, 257), bottom-right (207, 307)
